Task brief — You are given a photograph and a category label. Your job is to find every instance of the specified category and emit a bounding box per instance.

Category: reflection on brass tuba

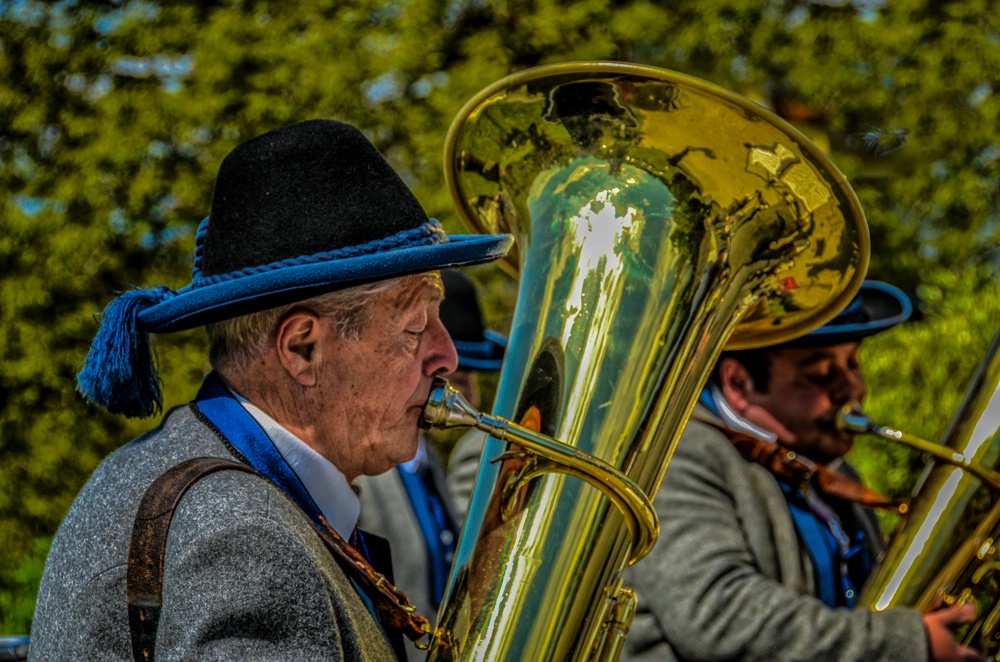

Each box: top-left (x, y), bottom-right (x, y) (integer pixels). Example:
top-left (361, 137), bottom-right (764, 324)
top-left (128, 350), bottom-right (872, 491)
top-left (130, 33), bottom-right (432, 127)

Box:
top-left (845, 330), bottom-right (1000, 659)
top-left (421, 62), bottom-right (869, 660)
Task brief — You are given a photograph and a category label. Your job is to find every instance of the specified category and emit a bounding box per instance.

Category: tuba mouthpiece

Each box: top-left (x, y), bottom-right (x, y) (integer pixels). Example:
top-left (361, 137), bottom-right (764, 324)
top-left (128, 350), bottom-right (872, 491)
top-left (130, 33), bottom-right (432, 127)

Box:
top-left (836, 402), bottom-right (873, 435)
top-left (421, 377), bottom-right (482, 431)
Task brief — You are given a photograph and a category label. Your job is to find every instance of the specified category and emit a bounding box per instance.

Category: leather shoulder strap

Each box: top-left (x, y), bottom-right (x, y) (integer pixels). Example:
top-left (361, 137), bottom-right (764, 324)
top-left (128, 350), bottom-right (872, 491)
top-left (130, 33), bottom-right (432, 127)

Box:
top-left (126, 457), bottom-right (432, 662)
top-left (706, 423), bottom-right (900, 510)
top-left (127, 457), bottom-right (259, 662)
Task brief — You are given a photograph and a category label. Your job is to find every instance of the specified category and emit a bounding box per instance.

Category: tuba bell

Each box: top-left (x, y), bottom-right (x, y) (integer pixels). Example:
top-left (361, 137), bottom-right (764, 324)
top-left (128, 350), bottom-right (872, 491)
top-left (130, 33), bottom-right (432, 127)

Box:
top-left (846, 329), bottom-right (1000, 659)
top-left (422, 61), bottom-right (869, 660)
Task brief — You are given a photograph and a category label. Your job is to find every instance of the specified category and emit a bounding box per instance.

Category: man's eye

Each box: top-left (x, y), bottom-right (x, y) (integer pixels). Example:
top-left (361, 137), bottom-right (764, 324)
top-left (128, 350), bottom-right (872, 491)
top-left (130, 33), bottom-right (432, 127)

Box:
top-left (804, 372), bottom-right (832, 385)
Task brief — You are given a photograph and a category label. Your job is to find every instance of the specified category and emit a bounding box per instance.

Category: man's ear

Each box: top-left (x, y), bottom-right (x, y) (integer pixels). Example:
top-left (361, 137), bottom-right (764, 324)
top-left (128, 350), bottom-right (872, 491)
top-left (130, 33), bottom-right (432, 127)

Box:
top-left (718, 357), bottom-right (756, 413)
top-left (275, 310), bottom-right (324, 386)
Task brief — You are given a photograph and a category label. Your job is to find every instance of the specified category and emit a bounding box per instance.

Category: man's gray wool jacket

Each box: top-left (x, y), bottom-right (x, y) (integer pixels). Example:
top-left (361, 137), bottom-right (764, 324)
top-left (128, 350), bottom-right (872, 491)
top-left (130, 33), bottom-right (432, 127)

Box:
top-left (30, 405), bottom-right (398, 661)
top-left (622, 405), bottom-right (929, 662)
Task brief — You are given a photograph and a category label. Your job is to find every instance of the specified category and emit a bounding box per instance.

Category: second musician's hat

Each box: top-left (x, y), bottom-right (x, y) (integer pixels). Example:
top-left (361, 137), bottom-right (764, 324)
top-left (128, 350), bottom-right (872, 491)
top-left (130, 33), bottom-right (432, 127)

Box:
top-left (440, 270), bottom-right (507, 372)
top-left (783, 280), bottom-right (912, 348)
top-left (78, 119), bottom-right (513, 418)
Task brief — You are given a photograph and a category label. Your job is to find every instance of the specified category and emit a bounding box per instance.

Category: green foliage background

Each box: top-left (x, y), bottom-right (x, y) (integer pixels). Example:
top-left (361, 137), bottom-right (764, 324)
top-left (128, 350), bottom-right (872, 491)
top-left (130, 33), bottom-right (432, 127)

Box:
top-left (1, 0), bottom-right (997, 632)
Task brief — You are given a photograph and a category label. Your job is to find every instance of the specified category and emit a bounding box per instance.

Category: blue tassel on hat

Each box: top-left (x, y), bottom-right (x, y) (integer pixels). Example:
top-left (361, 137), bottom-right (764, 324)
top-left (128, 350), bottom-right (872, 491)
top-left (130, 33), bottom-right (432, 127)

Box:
top-left (76, 286), bottom-right (176, 419)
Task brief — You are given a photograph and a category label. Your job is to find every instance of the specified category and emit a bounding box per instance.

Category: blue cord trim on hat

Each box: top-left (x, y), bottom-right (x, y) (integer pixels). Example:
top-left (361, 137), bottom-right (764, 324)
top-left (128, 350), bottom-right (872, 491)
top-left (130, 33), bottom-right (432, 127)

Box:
top-left (76, 285), bottom-right (178, 418)
top-left (191, 216), bottom-right (210, 279)
top-left (799, 281), bottom-right (913, 341)
top-left (189, 218), bottom-right (448, 286)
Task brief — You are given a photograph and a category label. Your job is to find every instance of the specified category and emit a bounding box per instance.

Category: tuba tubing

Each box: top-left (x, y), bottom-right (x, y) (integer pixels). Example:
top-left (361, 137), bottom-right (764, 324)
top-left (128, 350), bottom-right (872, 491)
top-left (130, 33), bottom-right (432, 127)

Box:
top-left (428, 61), bottom-right (869, 661)
top-left (849, 329), bottom-right (1000, 659)
top-left (421, 378), bottom-right (659, 564)
top-left (837, 403), bottom-right (1000, 492)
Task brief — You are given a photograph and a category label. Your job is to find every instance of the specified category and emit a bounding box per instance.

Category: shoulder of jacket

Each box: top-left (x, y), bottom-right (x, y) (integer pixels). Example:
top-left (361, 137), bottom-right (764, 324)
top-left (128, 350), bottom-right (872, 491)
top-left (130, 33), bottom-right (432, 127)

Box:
top-left (676, 416), bottom-right (741, 461)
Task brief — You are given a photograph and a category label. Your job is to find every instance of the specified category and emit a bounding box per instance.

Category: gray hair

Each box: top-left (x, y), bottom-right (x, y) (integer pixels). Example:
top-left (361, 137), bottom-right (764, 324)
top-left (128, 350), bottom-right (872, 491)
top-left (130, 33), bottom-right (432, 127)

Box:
top-left (207, 276), bottom-right (408, 380)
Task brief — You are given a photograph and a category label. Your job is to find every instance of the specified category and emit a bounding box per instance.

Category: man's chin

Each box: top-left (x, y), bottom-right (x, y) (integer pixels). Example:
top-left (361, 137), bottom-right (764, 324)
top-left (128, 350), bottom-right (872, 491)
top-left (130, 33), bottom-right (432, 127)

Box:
top-left (395, 431), bottom-right (422, 463)
top-left (361, 435), bottom-right (420, 477)
top-left (815, 434), bottom-right (855, 465)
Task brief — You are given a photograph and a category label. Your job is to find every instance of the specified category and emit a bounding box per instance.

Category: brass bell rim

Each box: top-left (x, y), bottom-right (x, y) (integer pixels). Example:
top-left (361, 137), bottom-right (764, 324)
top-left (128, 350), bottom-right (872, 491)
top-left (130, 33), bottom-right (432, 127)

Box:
top-left (443, 59), bottom-right (870, 350)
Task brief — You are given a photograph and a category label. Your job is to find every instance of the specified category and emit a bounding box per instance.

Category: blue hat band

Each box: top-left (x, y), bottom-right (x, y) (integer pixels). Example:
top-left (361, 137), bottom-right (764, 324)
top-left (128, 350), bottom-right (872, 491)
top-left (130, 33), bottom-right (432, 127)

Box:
top-left (458, 355), bottom-right (505, 371)
top-left (787, 281), bottom-right (912, 347)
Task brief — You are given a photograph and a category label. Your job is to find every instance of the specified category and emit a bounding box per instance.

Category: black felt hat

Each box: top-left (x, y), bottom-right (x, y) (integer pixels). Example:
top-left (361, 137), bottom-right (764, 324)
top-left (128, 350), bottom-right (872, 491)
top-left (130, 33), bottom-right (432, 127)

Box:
top-left (440, 270), bottom-right (507, 371)
top-left (783, 281), bottom-right (912, 348)
top-left (77, 119), bottom-right (513, 418)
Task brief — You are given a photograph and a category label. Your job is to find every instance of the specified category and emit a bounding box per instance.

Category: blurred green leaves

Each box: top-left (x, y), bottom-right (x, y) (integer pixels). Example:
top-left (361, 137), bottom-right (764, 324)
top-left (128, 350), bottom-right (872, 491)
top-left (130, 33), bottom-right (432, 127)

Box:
top-left (851, 263), bottom-right (1000, 531)
top-left (1, 0), bottom-right (997, 631)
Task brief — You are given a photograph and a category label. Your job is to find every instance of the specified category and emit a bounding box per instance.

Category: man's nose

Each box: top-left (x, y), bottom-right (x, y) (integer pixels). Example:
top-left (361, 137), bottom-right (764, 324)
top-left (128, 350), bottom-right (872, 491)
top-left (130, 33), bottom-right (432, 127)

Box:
top-left (425, 318), bottom-right (459, 376)
top-left (833, 369), bottom-right (866, 404)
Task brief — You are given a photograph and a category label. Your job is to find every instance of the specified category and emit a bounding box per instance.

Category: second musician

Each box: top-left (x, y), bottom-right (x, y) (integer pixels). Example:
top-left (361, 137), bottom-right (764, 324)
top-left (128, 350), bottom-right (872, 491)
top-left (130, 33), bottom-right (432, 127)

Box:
top-left (622, 281), bottom-right (981, 662)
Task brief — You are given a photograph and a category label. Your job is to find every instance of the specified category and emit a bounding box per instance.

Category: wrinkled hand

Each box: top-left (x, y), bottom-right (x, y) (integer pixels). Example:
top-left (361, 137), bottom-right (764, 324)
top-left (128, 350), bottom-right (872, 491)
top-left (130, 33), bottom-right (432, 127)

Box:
top-left (923, 602), bottom-right (983, 662)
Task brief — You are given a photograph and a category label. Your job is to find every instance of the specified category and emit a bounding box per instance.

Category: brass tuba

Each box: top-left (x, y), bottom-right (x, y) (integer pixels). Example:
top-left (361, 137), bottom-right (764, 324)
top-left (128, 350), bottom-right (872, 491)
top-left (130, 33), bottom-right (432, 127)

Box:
top-left (847, 329), bottom-right (1000, 659)
top-left (424, 62), bottom-right (868, 660)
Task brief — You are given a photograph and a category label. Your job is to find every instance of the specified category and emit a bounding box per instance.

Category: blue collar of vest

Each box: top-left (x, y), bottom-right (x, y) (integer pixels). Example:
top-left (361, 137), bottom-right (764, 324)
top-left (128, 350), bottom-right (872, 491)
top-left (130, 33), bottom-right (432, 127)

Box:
top-left (193, 373), bottom-right (392, 626)
top-left (193, 372), bottom-right (326, 531)
top-left (779, 483), bottom-right (867, 608)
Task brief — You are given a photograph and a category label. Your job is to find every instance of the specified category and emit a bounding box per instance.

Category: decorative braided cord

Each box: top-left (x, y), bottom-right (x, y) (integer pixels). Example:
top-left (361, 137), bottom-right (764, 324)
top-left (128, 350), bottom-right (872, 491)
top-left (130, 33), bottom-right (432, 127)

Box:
top-left (190, 218), bottom-right (449, 286)
top-left (191, 216), bottom-right (211, 281)
top-left (141, 285), bottom-right (178, 304)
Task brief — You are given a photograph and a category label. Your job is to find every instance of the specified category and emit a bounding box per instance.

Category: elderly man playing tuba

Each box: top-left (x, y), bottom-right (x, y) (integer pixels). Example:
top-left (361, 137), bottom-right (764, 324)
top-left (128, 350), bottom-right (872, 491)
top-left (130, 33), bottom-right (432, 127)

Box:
top-left (355, 268), bottom-right (506, 661)
top-left (623, 282), bottom-right (982, 662)
top-left (30, 119), bottom-right (511, 661)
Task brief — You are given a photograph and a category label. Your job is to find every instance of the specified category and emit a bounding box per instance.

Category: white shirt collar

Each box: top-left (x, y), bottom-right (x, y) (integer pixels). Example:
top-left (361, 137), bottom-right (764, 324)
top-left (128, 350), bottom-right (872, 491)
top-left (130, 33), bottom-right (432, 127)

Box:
top-left (230, 391), bottom-right (360, 539)
top-left (708, 383), bottom-right (778, 442)
top-left (708, 384), bottom-right (845, 471)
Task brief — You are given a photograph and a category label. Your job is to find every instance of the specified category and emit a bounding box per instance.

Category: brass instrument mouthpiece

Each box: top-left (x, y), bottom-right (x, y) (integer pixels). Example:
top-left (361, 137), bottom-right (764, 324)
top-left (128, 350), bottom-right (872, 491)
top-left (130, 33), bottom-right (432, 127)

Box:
top-left (835, 401), bottom-right (1000, 491)
top-left (836, 402), bottom-right (876, 435)
top-left (421, 377), bottom-right (483, 431)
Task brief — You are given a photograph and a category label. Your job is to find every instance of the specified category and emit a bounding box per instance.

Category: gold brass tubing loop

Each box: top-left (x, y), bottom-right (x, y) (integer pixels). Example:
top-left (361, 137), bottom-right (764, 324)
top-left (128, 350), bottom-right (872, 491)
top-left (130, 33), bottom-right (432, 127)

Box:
top-left (836, 402), bottom-right (1000, 492)
top-left (477, 414), bottom-right (658, 565)
top-left (422, 378), bottom-right (659, 565)
top-left (493, 450), bottom-right (541, 522)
